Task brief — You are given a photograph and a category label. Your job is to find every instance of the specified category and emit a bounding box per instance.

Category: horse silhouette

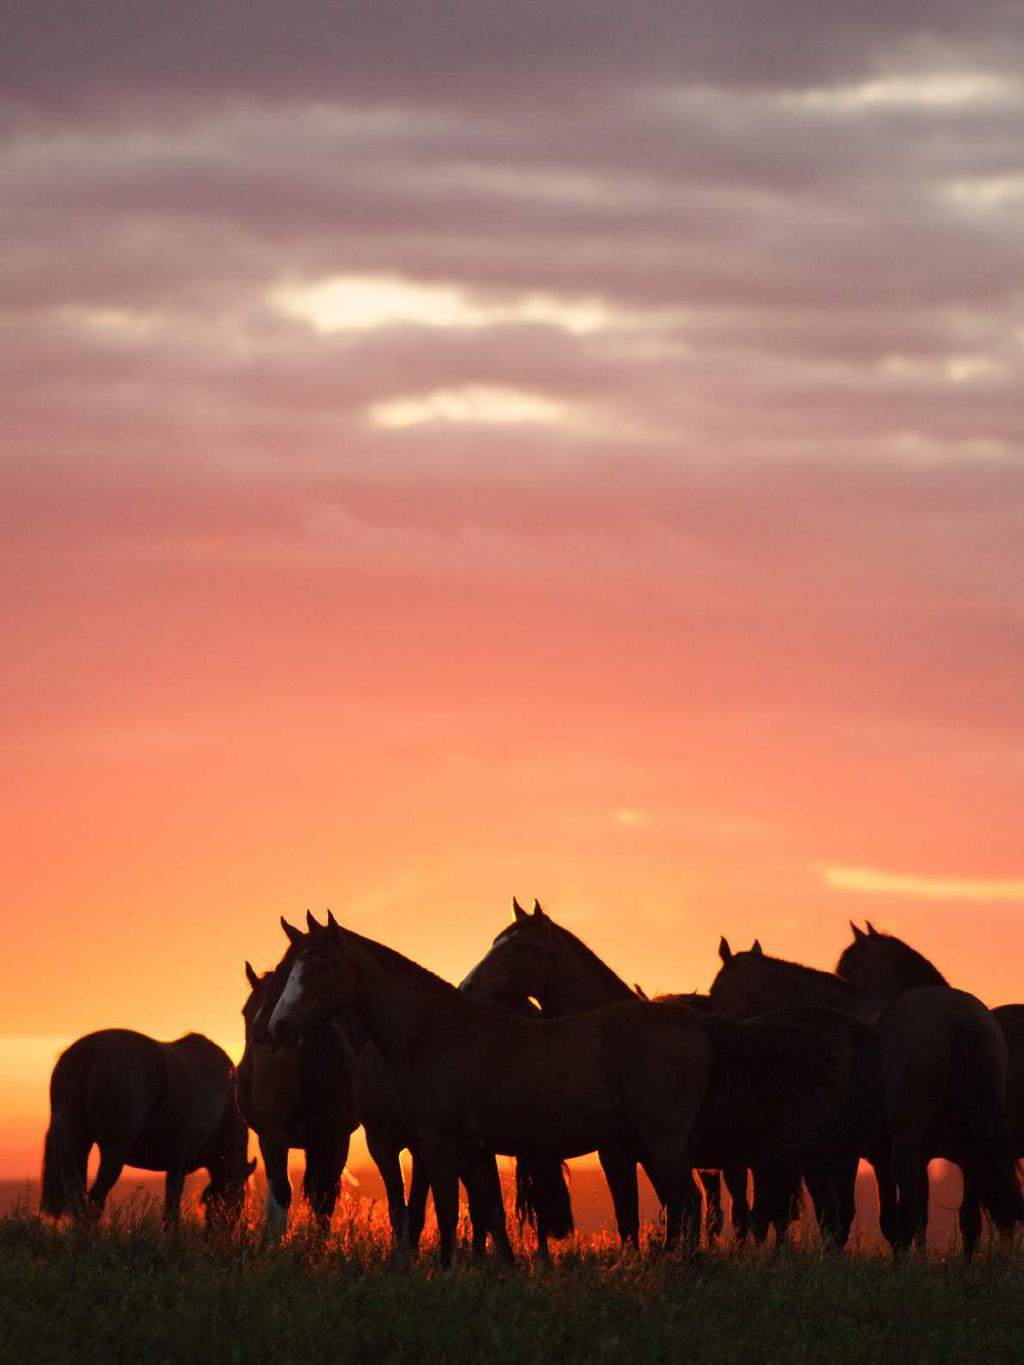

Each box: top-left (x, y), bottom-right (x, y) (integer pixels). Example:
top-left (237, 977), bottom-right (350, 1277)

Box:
top-left (267, 914), bottom-right (856, 1267)
top-left (251, 917), bottom-right (570, 1262)
top-left (710, 930), bottom-right (1023, 1253)
top-left (41, 1029), bottom-right (254, 1228)
top-left (237, 963), bottom-right (359, 1238)
top-left (837, 923), bottom-right (1024, 1252)
top-left (462, 900), bottom-right (871, 1249)
top-left (460, 899), bottom-right (753, 1246)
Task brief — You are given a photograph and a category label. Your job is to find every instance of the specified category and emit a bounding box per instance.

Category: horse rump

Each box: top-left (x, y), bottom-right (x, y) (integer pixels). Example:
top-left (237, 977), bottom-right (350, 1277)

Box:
top-left (702, 1007), bottom-right (869, 1163)
top-left (954, 1022), bottom-right (1024, 1231)
top-left (514, 1155), bottom-right (574, 1240)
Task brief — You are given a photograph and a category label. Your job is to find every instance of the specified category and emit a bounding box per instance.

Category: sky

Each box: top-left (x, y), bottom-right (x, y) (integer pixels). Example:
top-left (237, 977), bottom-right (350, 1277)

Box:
top-left (3, 3), bottom-right (1024, 1176)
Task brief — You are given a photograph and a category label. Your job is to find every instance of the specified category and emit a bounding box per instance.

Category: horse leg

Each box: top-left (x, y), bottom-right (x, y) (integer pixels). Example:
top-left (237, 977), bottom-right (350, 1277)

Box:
top-left (163, 1168), bottom-right (185, 1231)
top-left (698, 1169), bottom-right (724, 1241)
top-left (421, 1139), bottom-right (459, 1270)
top-left (306, 1131), bottom-right (347, 1236)
top-left (642, 1148), bottom-right (700, 1257)
top-left (867, 1144), bottom-right (900, 1253)
top-left (960, 1166), bottom-right (982, 1260)
top-left (462, 1150), bottom-right (513, 1266)
top-left (406, 1151), bottom-right (431, 1252)
top-left (723, 1166), bottom-right (750, 1241)
top-left (894, 1144), bottom-right (928, 1252)
top-left (260, 1136), bottom-right (291, 1243)
top-left (87, 1143), bottom-right (126, 1217)
top-left (598, 1145), bottom-right (639, 1249)
top-left (365, 1130), bottom-right (410, 1248)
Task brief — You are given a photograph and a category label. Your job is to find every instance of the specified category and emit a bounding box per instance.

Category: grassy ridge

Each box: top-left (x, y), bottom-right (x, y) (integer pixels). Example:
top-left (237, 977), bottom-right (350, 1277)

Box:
top-left (1, 1208), bottom-right (1023, 1365)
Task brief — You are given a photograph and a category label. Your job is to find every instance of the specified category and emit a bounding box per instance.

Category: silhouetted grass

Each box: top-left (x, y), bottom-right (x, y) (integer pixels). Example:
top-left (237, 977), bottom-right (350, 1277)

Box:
top-left (2, 1202), bottom-right (1023, 1364)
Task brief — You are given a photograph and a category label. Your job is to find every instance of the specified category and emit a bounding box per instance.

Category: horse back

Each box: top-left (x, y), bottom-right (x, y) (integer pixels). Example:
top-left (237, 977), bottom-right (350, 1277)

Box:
top-left (132, 1034), bottom-right (234, 1171)
top-left (50, 1029), bottom-right (166, 1148)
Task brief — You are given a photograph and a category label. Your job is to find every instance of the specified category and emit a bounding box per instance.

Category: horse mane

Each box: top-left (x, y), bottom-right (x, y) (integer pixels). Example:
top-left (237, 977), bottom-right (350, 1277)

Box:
top-left (836, 931), bottom-right (948, 987)
top-left (343, 928), bottom-right (460, 998)
top-left (654, 991), bottom-right (713, 1012)
top-left (546, 920), bottom-right (634, 1000)
top-left (736, 951), bottom-right (870, 999)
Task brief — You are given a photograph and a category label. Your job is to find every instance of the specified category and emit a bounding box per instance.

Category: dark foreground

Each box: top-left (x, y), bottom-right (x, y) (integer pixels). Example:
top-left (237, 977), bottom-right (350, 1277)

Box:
top-left (2, 1208), bottom-right (1023, 1365)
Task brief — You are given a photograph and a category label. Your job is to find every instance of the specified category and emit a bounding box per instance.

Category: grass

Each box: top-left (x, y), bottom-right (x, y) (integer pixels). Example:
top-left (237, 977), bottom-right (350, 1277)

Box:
top-left (1, 1201), bottom-right (1023, 1365)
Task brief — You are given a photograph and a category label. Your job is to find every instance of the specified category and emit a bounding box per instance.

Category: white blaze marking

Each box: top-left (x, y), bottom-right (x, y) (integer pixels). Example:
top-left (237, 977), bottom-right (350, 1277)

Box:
top-left (268, 960), bottom-right (305, 1033)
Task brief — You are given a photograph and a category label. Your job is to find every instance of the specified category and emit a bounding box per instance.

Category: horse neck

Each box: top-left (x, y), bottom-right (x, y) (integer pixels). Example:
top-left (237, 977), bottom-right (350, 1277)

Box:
top-left (857, 947), bottom-right (946, 997)
top-left (342, 938), bottom-right (460, 1056)
top-left (541, 930), bottom-right (633, 1015)
top-left (752, 961), bottom-right (879, 1023)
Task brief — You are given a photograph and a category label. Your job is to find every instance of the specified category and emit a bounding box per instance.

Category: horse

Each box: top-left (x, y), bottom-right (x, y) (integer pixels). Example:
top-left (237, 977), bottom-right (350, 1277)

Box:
top-left (836, 923), bottom-right (1024, 1252)
top-left (461, 900), bottom-right (858, 1249)
top-left (236, 962), bottom-right (359, 1238)
top-left (253, 917), bottom-right (569, 1262)
top-left (460, 899), bottom-right (753, 1246)
top-left (246, 926), bottom-right (431, 1252)
top-left (41, 1029), bottom-right (255, 1229)
top-left (266, 913), bottom-right (860, 1268)
top-left (710, 932), bottom-right (1023, 1253)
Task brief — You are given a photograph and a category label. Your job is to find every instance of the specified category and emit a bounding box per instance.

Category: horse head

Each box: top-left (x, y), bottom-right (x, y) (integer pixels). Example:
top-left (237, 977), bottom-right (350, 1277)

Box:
top-left (459, 897), bottom-right (553, 1009)
top-left (268, 911), bottom-right (353, 1045)
top-left (836, 922), bottom-right (947, 997)
top-left (707, 935), bottom-right (775, 1016)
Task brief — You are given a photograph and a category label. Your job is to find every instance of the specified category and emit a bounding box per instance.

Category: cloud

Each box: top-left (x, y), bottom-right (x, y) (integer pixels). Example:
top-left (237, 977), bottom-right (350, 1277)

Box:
top-left (271, 274), bottom-right (621, 336)
top-left (821, 866), bottom-right (1024, 901)
top-left (369, 385), bottom-right (571, 429)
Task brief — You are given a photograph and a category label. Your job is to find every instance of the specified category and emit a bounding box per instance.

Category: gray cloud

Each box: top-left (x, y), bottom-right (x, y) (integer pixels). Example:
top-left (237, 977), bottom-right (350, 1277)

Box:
top-left (3, 2), bottom-right (1024, 765)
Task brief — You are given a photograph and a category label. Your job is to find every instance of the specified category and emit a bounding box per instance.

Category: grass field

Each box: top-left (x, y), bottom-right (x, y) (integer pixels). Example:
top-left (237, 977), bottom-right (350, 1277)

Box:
top-left (2, 1199), bottom-right (1024, 1365)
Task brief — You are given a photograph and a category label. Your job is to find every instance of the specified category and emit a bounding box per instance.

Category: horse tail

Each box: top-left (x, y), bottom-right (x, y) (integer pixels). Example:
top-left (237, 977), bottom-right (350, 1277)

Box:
top-left (514, 1156), bottom-right (574, 1240)
top-left (41, 1054), bottom-right (87, 1220)
top-left (702, 1010), bottom-right (858, 1160)
top-left (955, 1020), bottom-right (1024, 1230)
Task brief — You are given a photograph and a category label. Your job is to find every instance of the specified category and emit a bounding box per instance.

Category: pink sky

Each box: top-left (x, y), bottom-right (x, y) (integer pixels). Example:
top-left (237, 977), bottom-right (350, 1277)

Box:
top-left (3, 3), bottom-right (1024, 1174)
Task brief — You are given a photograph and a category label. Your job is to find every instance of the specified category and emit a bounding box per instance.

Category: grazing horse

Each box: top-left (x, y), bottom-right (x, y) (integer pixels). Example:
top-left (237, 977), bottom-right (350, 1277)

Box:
top-left (837, 924), bottom-right (1024, 1252)
top-left (460, 899), bottom-right (753, 1247)
top-left (236, 963), bottom-right (359, 1238)
top-left (710, 933), bottom-right (1022, 1253)
top-left (41, 1029), bottom-right (255, 1228)
top-left (268, 914), bottom-right (859, 1268)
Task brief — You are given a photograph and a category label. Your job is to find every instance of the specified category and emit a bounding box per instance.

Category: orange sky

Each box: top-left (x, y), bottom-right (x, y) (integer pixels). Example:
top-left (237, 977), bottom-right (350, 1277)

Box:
top-left (4, 6), bottom-right (1024, 1176)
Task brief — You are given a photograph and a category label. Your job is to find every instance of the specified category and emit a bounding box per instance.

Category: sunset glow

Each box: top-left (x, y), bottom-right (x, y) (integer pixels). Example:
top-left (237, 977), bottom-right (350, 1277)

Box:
top-left (4, 4), bottom-right (1024, 1180)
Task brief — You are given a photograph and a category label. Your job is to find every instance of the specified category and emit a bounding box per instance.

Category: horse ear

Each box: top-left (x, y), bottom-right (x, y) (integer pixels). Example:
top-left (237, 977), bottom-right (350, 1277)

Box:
top-left (751, 939), bottom-right (763, 957)
top-left (326, 909), bottom-right (340, 934)
top-left (512, 897), bottom-right (527, 922)
top-left (866, 921), bottom-right (880, 937)
top-left (633, 982), bottom-right (649, 1000)
top-left (850, 921), bottom-right (866, 941)
top-left (719, 936), bottom-right (732, 963)
top-left (306, 909), bottom-right (323, 934)
top-left (532, 899), bottom-right (546, 919)
top-left (280, 917), bottom-right (303, 946)
top-left (244, 961), bottom-right (259, 989)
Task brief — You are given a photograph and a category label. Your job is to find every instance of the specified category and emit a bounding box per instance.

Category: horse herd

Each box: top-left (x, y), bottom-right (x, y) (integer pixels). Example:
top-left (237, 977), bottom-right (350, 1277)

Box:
top-left (41, 902), bottom-right (1024, 1267)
